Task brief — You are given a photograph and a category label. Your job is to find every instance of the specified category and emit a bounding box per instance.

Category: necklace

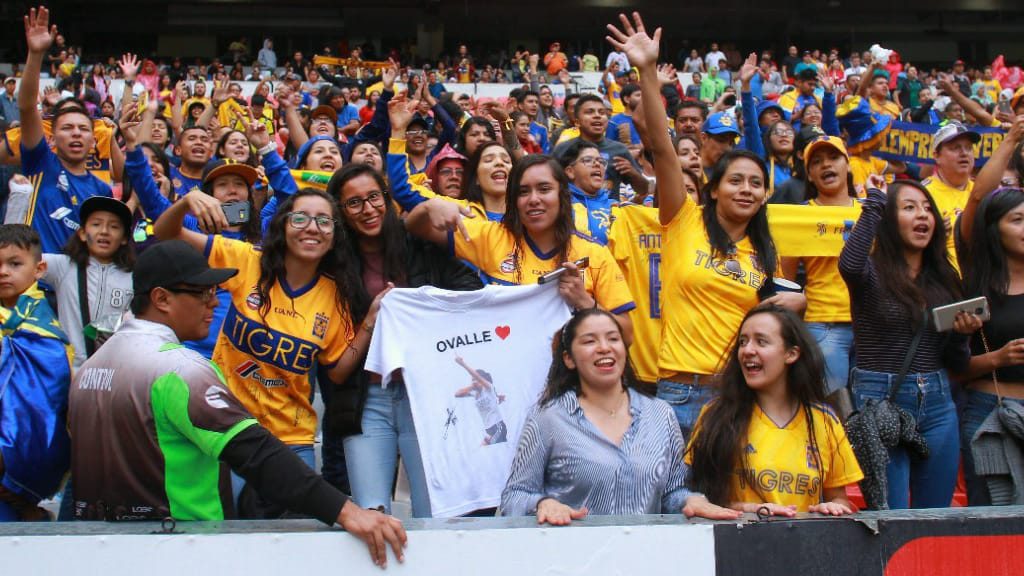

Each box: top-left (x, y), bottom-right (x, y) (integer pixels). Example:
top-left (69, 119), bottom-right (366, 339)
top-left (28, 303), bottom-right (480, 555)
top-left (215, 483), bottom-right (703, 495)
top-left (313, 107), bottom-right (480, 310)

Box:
top-left (583, 389), bottom-right (628, 417)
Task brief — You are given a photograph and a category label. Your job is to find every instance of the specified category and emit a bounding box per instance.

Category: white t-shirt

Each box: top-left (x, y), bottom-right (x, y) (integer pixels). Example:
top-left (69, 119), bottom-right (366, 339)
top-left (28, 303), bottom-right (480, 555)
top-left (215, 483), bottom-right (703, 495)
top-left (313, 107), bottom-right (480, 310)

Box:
top-left (365, 283), bottom-right (571, 517)
top-left (705, 50), bottom-right (727, 71)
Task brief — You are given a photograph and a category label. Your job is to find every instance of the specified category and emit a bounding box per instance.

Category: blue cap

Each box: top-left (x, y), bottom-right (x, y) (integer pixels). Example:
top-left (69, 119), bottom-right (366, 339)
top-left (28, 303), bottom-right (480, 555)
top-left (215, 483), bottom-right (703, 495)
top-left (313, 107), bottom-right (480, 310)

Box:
top-left (756, 100), bottom-right (788, 122)
top-left (703, 112), bottom-right (740, 136)
top-left (291, 135), bottom-right (341, 169)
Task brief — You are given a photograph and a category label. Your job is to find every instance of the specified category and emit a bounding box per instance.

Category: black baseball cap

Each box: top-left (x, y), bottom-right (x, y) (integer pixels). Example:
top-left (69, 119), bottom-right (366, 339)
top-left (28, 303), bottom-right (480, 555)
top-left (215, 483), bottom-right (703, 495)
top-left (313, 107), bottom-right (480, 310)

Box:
top-left (79, 196), bottom-right (133, 233)
top-left (134, 240), bottom-right (237, 294)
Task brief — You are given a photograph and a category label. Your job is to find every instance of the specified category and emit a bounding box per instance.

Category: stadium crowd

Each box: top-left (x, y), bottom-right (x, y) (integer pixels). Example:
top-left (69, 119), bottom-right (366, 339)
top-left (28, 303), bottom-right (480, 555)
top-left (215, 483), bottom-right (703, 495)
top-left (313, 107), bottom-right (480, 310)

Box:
top-left (2, 5), bottom-right (1024, 569)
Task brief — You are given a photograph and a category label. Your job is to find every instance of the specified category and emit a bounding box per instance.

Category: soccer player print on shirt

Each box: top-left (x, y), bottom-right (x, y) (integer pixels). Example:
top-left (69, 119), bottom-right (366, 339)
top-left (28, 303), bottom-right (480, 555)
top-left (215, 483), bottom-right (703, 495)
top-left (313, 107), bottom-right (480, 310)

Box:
top-left (453, 355), bottom-right (508, 446)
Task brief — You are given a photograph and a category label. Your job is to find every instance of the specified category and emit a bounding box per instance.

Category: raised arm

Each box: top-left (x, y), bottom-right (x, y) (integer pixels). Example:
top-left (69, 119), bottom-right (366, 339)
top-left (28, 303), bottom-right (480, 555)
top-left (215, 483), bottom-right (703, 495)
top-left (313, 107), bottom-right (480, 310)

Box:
top-left (738, 53), bottom-right (764, 157)
top-left (961, 113), bottom-right (1023, 242)
top-left (275, 83), bottom-right (309, 149)
top-left (18, 7), bottom-right (57, 151)
top-left (605, 12), bottom-right (681, 226)
top-left (839, 176), bottom-right (887, 288)
top-left (938, 73), bottom-right (996, 128)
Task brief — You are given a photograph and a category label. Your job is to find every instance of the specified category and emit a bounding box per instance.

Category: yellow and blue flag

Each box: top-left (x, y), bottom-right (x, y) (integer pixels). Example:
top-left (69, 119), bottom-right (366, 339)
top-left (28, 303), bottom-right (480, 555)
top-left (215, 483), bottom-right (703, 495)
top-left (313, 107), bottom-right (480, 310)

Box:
top-left (0, 284), bottom-right (73, 515)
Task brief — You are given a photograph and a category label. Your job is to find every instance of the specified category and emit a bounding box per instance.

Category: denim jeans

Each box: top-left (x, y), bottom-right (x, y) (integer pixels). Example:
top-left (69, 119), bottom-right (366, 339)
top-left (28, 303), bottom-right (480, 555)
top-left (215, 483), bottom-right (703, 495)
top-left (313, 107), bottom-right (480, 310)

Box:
top-left (806, 322), bottom-right (854, 396)
top-left (656, 379), bottom-right (717, 444)
top-left (850, 367), bottom-right (960, 509)
top-left (343, 381), bottom-right (431, 517)
top-left (959, 389), bottom-right (1024, 506)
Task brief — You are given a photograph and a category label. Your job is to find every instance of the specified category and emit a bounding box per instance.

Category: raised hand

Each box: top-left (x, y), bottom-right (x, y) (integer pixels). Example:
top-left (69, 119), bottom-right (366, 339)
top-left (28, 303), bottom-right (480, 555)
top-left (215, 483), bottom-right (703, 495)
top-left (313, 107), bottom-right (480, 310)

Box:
top-left (605, 12), bottom-right (661, 70)
top-left (656, 63), bottom-right (678, 85)
top-left (739, 53), bottom-right (758, 87)
top-left (24, 7), bottom-right (57, 55)
top-left (817, 69), bottom-right (834, 93)
top-left (387, 93), bottom-right (419, 131)
top-left (119, 53), bottom-right (140, 81)
top-left (118, 105), bottom-right (141, 146)
top-left (382, 59), bottom-right (399, 91)
top-left (175, 80), bottom-right (188, 102)
top-left (245, 120), bottom-right (270, 150)
top-left (41, 84), bottom-right (60, 108)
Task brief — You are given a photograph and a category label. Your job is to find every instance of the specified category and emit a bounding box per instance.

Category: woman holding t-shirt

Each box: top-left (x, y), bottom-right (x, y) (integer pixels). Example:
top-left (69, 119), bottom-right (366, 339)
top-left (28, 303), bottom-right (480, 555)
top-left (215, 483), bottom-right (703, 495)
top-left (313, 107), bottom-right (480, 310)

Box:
top-left (608, 13), bottom-right (804, 440)
top-left (406, 155), bottom-right (635, 341)
top-left (322, 164), bottom-right (482, 517)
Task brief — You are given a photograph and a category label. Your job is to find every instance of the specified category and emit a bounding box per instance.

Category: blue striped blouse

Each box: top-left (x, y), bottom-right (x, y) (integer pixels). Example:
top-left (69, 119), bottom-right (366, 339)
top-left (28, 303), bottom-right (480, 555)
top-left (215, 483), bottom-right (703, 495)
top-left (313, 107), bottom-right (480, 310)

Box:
top-left (500, 388), bottom-right (696, 516)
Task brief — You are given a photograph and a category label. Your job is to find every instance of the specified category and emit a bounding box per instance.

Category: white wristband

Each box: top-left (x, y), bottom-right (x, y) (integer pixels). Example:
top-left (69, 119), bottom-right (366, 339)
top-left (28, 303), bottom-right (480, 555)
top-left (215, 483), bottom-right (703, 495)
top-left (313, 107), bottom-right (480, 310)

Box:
top-left (257, 142), bottom-right (276, 156)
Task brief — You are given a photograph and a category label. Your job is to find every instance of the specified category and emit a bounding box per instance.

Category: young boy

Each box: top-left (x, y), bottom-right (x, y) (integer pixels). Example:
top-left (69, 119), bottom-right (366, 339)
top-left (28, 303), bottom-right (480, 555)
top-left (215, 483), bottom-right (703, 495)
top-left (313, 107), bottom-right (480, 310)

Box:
top-left (0, 224), bottom-right (72, 521)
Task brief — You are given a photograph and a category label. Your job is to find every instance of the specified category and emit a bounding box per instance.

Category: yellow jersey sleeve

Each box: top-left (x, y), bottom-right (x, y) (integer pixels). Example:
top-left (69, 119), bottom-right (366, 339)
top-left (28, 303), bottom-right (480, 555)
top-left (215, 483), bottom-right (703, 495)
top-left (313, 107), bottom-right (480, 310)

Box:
top-left (578, 235), bottom-right (635, 314)
top-left (206, 235), bottom-right (259, 295)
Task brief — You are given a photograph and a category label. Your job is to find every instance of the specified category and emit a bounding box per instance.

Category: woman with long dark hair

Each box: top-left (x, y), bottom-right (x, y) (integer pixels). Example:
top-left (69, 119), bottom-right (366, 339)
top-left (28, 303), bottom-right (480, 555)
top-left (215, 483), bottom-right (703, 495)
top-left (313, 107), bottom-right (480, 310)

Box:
top-left (320, 164), bottom-right (482, 516)
top-left (955, 119), bottom-right (1024, 505)
top-left (686, 305), bottom-right (861, 515)
top-left (154, 187), bottom-right (357, 483)
top-left (501, 309), bottom-right (741, 523)
top-left (405, 155), bottom-right (635, 339)
top-left (608, 13), bottom-right (804, 440)
top-left (839, 177), bottom-right (978, 509)
top-left (957, 186), bottom-right (1024, 505)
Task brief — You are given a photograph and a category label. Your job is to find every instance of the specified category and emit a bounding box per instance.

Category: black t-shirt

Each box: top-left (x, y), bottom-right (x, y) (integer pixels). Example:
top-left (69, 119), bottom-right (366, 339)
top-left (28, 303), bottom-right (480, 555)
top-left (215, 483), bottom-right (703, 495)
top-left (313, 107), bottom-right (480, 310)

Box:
top-left (783, 56), bottom-right (801, 78)
top-left (972, 293), bottom-right (1024, 382)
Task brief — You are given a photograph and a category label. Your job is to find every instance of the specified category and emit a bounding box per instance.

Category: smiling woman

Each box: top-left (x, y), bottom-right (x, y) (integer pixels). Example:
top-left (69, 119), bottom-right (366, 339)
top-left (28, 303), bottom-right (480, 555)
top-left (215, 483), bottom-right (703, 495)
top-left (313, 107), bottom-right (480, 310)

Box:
top-left (500, 308), bottom-right (741, 524)
top-left (152, 187), bottom-right (358, 516)
top-left (321, 163), bottom-right (483, 517)
top-left (404, 155), bottom-right (636, 342)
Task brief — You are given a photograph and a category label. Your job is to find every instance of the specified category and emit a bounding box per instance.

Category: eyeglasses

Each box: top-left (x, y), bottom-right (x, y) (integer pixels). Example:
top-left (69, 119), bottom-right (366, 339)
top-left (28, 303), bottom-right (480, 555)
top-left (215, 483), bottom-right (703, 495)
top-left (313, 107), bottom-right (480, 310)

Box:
top-left (311, 116), bottom-right (334, 125)
top-left (574, 156), bottom-right (609, 169)
top-left (341, 191), bottom-right (387, 215)
top-left (286, 211), bottom-right (336, 232)
top-left (438, 168), bottom-right (465, 178)
top-left (772, 129), bottom-right (795, 137)
top-left (406, 129), bottom-right (428, 137)
top-left (165, 285), bottom-right (217, 305)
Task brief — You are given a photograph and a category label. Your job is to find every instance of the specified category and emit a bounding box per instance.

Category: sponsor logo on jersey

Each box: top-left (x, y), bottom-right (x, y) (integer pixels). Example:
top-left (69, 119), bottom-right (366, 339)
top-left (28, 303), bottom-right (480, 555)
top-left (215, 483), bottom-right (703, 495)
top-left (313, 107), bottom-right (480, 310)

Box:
top-left (246, 287), bottom-right (262, 310)
top-left (234, 359), bottom-right (286, 388)
top-left (204, 385), bottom-right (231, 409)
top-left (500, 253), bottom-right (516, 274)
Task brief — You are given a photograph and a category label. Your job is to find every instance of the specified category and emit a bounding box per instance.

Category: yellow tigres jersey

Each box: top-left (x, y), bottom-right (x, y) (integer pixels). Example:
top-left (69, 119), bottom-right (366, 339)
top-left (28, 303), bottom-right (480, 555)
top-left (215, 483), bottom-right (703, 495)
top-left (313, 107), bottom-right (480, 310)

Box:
top-left (923, 176), bottom-right (973, 274)
top-left (451, 216), bottom-right (635, 314)
top-left (6, 120), bottom-right (114, 183)
top-left (659, 199), bottom-right (770, 377)
top-left (687, 403), bottom-right (863, 512)
top-left (849, 155), bottom-right (891, 190)
top-left (555, 126), bottom-right (581, 147)
top-left (607, 204), bottom-right (662, 383)
top-left (800, 199), bottom-right (862, 323)
top-left (207, 235), bottom-right (354, 445)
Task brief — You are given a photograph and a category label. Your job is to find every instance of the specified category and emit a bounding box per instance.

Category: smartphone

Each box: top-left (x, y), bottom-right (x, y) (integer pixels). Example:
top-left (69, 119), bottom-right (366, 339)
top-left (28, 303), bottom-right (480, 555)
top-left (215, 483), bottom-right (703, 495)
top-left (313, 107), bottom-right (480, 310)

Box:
top-left (538, 257), bottom-right (590, 284)
top-left (931, 296), bottom-right (990, 332)
top-left (221, 200), bottom-right (250, 226)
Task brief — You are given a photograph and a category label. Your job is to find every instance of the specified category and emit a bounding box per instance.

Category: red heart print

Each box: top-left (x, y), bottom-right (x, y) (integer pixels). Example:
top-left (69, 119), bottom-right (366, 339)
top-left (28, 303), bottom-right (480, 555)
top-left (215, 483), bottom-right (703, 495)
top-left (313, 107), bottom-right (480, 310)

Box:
top-left (495, 326), bottom-right (511, 340)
